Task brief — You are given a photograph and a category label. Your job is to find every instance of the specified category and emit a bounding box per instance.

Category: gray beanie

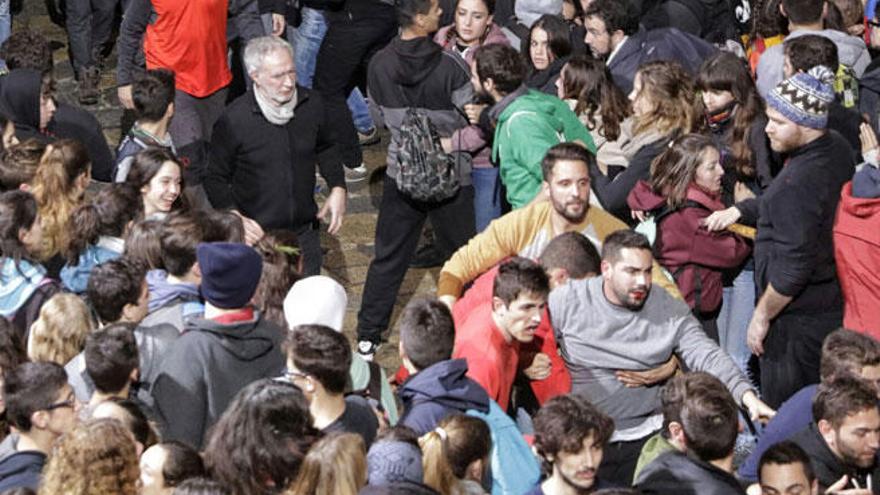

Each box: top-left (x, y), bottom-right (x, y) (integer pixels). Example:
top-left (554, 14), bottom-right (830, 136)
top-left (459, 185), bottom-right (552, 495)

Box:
top-left (367, 440), bottom-right (424, 486)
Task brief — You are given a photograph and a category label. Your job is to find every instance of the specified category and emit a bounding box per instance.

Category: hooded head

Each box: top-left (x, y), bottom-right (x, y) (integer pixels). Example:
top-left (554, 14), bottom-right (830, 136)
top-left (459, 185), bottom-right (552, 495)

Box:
top-left (0, 69), bottom-right (56, 132)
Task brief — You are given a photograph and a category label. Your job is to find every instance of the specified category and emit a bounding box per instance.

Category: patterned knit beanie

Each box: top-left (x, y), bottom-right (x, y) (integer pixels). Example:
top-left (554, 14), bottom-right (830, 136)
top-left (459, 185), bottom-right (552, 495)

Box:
top-left (766, 65), bottom-right (835, 129)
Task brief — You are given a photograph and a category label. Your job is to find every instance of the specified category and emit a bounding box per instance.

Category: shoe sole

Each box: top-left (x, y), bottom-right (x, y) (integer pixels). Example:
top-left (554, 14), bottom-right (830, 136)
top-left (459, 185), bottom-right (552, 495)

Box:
top-left (359, 135), bottom-right (380, 146)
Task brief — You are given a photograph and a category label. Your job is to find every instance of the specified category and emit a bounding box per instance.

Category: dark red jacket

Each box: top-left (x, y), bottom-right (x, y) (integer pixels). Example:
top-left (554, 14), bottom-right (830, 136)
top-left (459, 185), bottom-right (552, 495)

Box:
top-left (834, 181), bottom-right (880, 340)
top-left (628, 181), bottom-right (752, 313)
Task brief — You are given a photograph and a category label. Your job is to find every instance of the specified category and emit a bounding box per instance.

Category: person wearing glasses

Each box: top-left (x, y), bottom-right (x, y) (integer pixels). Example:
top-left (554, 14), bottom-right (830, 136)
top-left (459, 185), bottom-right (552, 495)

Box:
top-left (0, 362), bottom-right (80, 492)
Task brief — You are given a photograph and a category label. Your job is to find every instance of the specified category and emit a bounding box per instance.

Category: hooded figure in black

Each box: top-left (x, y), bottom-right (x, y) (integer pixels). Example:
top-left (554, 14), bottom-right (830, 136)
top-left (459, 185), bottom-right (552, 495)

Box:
top-left (0, 69), bottom-right (114, 182)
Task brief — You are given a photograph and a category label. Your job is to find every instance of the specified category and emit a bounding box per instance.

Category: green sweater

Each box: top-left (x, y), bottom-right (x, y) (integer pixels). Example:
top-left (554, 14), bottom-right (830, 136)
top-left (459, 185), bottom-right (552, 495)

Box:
top-left (492, 90), bottom-right (595, 208)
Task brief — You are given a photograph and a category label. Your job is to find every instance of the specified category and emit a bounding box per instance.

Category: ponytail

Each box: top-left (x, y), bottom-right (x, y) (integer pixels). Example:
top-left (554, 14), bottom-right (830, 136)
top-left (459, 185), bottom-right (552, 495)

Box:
top-left (65, 184), bottom-right (143, 264)
top-left (65, 204), bottom-right (101, 264)
top-left (419, 428), bottom-right (459, 495)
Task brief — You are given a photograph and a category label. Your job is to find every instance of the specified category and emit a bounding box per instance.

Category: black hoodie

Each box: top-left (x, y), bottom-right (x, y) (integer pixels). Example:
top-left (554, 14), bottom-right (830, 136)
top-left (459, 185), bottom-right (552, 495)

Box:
top-left (0, 69), bottom-right (114, 182)
top-left (150, 310), bottom-right (285, 448)
top-left (792, 422), bottom-right (880, 494)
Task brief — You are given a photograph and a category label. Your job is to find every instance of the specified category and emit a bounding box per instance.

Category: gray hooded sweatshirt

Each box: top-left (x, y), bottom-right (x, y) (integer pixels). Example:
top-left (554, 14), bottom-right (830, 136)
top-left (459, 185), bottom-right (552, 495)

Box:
top-left (549, 277), bottom-right (753, 439)
top-left (756, 29), bottom-right (870, 98)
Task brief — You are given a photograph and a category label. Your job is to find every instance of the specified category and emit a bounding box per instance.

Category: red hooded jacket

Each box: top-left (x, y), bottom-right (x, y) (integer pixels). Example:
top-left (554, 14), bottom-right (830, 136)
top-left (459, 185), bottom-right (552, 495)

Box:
top-left (628, 181), bottom-right (752, 313)
top-left (833, 182), bottom-right (880, 340)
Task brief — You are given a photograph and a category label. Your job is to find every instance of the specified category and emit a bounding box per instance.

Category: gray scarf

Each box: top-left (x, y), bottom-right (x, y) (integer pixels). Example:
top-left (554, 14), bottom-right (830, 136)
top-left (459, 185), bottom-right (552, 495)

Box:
top-left (255, 86), bottom-right (297, 125)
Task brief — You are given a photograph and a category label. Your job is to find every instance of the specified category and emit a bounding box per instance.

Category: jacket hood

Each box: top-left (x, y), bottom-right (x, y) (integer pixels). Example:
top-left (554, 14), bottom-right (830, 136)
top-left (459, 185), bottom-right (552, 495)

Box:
top-left (787, 30), bottom-right (867, 69)
top-left (147, 269), bottom-right (201, 312)
top-left (861, 65), bottom-right (880, 92)
top-left (0, 69), bottom-right (42, 130)
top-left (389, 37), bottom-right (445, 87)
top-left (835, 181), bottom-right (880, 246)
top-left (183, 312), bottom-right (278, 362)
top-left (0, 258), bottom-right (45, 318)
top-left (433, 24), bottom-right (510, 63)
top-left (0, 434), bottom-right (46, 482)
top-left (627, 180), bottom-right (666, 212)
top-left (399, 359), bottom-right (491, 413)
top-left (840, 180), bottom-right (880, 217)
top-left (497, 89), bottom-right (569, 129)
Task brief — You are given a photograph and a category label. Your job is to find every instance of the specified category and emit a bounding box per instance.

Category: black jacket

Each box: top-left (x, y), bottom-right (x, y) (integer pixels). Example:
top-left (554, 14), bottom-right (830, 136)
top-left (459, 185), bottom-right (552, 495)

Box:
top-left (636, 450), bottom-right (746, 495)
top-left (0, 69), bottom-right (114, 182)
top-left (205, 87), bottom-right (344, 232)
top-left (754, 131), bottom-right (853, 315)
top-left (607, 27), bottom-right (717, 95)
top-left (792, 422), bottom-right (880, 494)
top-left (150, 310), bottom-right (285, 448)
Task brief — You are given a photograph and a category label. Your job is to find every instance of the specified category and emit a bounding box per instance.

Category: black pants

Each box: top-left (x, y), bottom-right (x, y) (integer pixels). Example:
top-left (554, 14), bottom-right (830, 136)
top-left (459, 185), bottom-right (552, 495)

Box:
top-left (312, 0), bottom-right (396, 168)
top-left (357, 176), bottom-right (475, 343)
top-left (66, 0), bottom-right (117, 71)
top-left (760, 310), bottom-right (842, 409)
top-left (598, 433), bottom-right (654, 486)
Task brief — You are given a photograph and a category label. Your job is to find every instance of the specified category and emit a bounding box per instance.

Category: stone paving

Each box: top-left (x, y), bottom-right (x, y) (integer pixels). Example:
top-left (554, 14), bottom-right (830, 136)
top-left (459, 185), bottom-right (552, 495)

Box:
top-left (17, 2), bottom-right (439, 371)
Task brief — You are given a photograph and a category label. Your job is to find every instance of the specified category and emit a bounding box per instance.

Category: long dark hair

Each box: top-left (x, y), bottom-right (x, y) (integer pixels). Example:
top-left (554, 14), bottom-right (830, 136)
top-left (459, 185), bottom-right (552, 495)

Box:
top-left (697, 52), bottom-right (764, 179)
top-left (649, 134), bottom-right (718, 208)
top-left (560, 56), bottom-right (631, 141)
top-left (0, 190), bottom-right (40, 272)
top-left (525, 14), bottom-right (572, 69)
top-left (66, 184), bottom-right (143, 264)
top-left (252, 230), bottom-right (302, 329)
top-left (202, 379), bottom-right (321, 495)
top-left (125, 147), bottom-right (186, 213)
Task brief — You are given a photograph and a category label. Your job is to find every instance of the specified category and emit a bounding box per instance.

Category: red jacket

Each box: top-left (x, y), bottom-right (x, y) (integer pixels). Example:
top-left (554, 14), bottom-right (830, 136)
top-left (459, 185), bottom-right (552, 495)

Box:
top-left (628, 181), bottom-right (752, 313)
top-left (834, 182), bottom-right (880, 340)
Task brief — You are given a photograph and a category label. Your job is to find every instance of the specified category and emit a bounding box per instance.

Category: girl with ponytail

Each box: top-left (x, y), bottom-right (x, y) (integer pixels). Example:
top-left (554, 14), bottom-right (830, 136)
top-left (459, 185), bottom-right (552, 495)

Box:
top-left (419, 415), bottom-right (491, 495)
top-left (29, 139), bottom-right (91, 272)
top-left (60, 184), bottom-right (144, 293)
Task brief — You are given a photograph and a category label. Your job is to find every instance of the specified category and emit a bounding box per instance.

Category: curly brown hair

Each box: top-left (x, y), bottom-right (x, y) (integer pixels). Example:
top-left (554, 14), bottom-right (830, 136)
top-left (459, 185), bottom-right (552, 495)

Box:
top-left (39, 418), bottom-right (140, 495)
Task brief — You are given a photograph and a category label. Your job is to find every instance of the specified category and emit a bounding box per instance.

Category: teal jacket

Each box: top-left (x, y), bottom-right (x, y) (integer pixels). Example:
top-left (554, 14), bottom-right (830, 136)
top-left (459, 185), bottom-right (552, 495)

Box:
top-left (492, 90), bottom-right (595, 208)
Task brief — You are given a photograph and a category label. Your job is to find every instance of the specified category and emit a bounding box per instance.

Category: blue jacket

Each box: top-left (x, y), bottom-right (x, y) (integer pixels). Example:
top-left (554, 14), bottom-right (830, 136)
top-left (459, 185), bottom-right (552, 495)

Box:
top-left (398, 359), bottom-right (491, 435)
top-left (0, 434), bottom-right (46, 492)
top-left (738, 384), bottom-right (817, 482)
top-left (60, 244), bottom-right (122, 293)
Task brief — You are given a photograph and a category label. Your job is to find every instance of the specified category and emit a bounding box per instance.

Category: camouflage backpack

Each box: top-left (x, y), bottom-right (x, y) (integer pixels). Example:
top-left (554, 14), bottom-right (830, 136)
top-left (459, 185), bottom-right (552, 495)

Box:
top-left (395, 107), bottom-right (461, 203)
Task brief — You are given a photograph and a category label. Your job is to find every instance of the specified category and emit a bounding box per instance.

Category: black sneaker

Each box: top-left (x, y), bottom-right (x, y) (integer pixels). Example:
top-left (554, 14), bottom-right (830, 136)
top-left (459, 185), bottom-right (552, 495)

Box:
top-left (357, 340), bottom-right (380, 362)
top-left (410, 243), bottom-right (444, 268)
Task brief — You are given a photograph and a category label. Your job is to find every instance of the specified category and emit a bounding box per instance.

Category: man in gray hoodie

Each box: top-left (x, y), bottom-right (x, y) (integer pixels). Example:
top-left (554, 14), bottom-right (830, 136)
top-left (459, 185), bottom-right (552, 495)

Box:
top-left (755, 0), bottom-right (870, 98)
top-left (549, 230), bottom-right (775, 486)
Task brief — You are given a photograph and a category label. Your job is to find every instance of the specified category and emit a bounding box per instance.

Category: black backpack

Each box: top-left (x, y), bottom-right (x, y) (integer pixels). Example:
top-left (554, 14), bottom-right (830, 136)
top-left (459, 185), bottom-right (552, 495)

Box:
top-left (395, 107), bottom-right (461, 203)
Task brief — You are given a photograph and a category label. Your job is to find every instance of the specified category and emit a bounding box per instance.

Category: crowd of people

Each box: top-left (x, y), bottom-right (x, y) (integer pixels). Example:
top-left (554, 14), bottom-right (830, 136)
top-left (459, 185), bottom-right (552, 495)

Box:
top-left (0, 0), bottom-right (879, 493)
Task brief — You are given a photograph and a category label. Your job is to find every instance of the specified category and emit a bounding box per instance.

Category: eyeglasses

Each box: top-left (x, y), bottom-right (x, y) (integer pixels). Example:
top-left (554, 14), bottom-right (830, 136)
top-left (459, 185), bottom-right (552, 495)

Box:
top-left (283, 368), bottom-right (308, 381)
top-left (44, 397), bottom-right (76, 412)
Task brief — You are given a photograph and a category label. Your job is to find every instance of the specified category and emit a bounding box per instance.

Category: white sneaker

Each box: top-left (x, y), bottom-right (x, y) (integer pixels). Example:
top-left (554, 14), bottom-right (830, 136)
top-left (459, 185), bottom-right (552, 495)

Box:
top-left (345, 164), bottom-right (369, 183)
top-left (357, 340), bottom-right (380, 361)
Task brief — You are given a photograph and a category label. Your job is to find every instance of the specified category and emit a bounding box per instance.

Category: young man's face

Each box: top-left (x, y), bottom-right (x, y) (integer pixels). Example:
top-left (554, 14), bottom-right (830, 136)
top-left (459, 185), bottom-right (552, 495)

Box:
top-left (551, 432), bottom-right (604, 491)
top-left (601, 248), bottom-right (653, 310)
top-left (546, 159), bottom-right (591, 224)
top-left (584, 15), bottom-right (613, 58)
top-left (759, 461), bottom-right (818, 495)
top-left (493, 291), bottom-right (546, 343)
top-left (44, 384), bottom-right (79, 437)
top-left (765, 106), bottom-right (808, 153)
top-left (822, 408), bottom-right (880, 470)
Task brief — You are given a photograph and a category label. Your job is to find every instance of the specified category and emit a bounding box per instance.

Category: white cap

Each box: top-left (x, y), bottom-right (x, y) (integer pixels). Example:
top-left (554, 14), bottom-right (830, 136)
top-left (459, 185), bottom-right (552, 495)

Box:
top-left (283, 275), bottom-right (347, 332)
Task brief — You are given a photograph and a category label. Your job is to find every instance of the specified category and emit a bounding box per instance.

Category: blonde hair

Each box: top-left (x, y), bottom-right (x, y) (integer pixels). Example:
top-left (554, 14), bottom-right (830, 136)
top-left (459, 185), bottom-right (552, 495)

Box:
top-left (30, 139), bottom-right (91, 259)
top-left (632, 61), bottom-right (701, 138)
top-left (419, 415), bottom-right (491, 495)
top-left (287, 433), bottom-right (366, 495)
top-left (39, 418), bottom-right (140, 495)
top-left (28, 293), bottom-right (94, 365)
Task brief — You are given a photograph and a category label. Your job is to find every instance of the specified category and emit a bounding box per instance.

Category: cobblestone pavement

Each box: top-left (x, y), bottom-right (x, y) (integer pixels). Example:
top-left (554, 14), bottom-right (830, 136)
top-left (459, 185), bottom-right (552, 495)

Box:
top-left (18, 2), bottom-right (440, 371)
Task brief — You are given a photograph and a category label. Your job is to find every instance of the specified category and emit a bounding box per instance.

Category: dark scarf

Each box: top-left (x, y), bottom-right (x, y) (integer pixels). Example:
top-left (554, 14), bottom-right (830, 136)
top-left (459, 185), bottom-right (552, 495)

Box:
top-left (706, 101), bottom-right (737, 131)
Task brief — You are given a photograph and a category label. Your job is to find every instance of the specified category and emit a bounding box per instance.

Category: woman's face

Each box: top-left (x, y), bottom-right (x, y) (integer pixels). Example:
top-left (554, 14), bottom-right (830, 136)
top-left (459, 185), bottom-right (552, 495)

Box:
top-left (629, 74), bottom-right (652, 117)
top-left (2, 121), bottom-right (19, 150)
top-left (141, 161), bottom-right (182, 216)
top-left (530, 27), bottom-right (552, 70)
top-left (702, 89), bottom-right (736, 113)
top-left (454, 0), bottom-right (492, 46)
top-left (694, 147), bottom-right (724, 194)
top-left (19, 214), bottom-right (43, 256)
top-left (139, 445), bottom-right (169, 495)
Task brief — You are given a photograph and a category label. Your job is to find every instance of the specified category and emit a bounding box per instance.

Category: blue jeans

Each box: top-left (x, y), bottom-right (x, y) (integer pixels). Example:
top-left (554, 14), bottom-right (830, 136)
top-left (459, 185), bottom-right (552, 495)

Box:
top-left (718, 268), bottom-right (755, 380)
top-left (472, 167), bottom-right (502, 232)
top-left (0, 0), bottom-right (8, 69)
top-left (294, 7), bottom-right (374, 133)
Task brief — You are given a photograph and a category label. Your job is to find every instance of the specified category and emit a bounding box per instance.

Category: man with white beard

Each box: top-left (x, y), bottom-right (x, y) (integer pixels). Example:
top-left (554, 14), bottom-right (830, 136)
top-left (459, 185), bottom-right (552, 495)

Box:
top-left (206, 36), bottom-right (346, 275)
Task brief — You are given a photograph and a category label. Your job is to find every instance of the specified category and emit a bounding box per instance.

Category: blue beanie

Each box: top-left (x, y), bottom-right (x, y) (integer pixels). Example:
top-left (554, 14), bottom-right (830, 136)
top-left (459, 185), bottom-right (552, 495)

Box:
top-left (197, 242), bottom-right (263, 309)
top-left (766, 66), bottom-right (835, 129)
